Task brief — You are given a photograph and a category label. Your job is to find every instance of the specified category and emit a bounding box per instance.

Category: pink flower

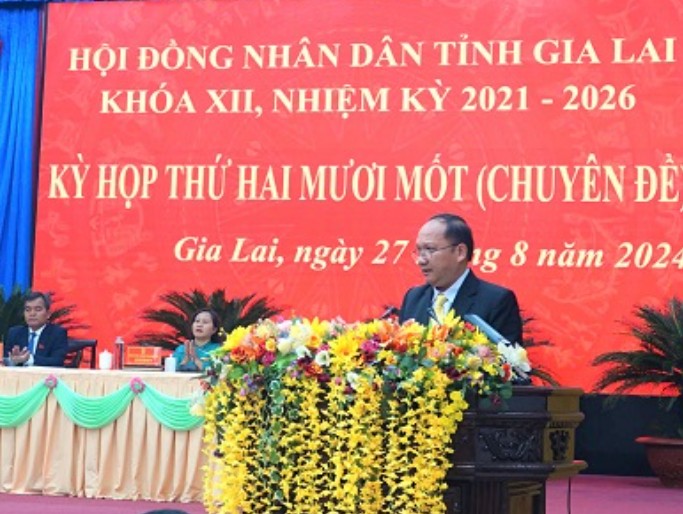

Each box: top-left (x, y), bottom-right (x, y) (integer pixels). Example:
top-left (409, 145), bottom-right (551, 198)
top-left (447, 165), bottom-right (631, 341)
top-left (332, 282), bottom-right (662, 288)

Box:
top-left (360, 339), bottom-right (380, 354)
top-left (44, 374), bottom-right (58, 390)
top-left (129, 377), bottom-right (145, 394)
top-left (261, 351), bottom-right (276, 367)
top-left (477, 345), bottom-right (492, 358)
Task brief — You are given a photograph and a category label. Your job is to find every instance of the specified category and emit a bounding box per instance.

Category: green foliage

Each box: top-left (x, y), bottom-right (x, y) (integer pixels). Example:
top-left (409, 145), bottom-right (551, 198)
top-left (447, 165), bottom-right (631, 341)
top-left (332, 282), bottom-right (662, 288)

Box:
top-left (593, 297), bottom-right (683, 432)
top-left (0, 286), bottom-right (88, 342)
top-left (134, 288), bottom-right (282, 351)
top-left (50, 302), bottom-right (90, 333)
top-left (0, 287), bottom-right (25, 342)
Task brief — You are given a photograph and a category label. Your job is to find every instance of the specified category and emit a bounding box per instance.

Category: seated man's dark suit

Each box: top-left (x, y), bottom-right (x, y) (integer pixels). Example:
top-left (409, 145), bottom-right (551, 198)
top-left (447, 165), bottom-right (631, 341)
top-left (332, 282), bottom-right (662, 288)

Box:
top-left (5, 323), bottom-right (69, 366)
top-left (399, 270), bottom-right (523, 345)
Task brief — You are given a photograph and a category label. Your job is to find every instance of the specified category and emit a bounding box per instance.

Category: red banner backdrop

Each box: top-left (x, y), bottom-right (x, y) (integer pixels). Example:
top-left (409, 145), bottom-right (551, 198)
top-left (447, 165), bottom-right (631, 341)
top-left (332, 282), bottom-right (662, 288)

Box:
top-left (35, 0), bottom-right (683, 389)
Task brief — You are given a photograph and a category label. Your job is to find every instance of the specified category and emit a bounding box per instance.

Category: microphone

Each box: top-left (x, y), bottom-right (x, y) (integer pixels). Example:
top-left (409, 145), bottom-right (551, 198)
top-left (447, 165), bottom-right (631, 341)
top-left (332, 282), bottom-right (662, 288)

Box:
top-left (463, 313), bottom-right (531, 384)
top-left (427, 307), bottom-right (440, 326)
top-left (462, 313), bottom-right (510, 345)
top-left (379, 306), bottom-right (399, 320)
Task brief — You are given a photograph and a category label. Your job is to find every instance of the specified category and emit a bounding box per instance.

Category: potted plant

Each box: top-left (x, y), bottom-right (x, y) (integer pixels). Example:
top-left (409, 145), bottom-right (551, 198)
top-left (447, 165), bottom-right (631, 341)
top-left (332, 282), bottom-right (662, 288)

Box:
top-left (134, 288), bottom-right (282, 351)
top-left (521, 313), bottom-right (560, 386)
top-left (1, 286), bottom-right (88, 341)
top-left (592, 297), bottom-right (683, 487)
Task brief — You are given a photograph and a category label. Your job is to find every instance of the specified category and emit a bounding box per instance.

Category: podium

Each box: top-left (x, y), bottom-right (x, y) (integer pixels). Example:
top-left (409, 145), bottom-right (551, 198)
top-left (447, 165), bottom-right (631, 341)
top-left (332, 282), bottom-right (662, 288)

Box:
top-left (444, 386), bottom-right (586, 514)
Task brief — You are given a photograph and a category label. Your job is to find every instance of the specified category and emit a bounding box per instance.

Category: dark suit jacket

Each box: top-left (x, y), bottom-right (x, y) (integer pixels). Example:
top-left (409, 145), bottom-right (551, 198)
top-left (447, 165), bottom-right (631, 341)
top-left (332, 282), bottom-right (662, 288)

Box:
top-left (5, 323), bottom-right (69, 367)
top-left (399, 271), bottom-right (523, 344)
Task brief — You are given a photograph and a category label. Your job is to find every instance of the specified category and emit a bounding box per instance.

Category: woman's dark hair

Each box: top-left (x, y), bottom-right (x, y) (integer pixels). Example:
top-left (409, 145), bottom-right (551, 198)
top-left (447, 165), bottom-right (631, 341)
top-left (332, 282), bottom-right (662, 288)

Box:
top-left (190, 308), bottom-right (223, 342)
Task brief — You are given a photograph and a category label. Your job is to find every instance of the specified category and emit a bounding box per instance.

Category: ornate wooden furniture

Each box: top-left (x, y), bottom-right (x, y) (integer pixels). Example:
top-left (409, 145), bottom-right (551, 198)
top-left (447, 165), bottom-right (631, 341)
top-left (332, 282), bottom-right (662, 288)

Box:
top-left (445, 386), bottom-right (586, 514)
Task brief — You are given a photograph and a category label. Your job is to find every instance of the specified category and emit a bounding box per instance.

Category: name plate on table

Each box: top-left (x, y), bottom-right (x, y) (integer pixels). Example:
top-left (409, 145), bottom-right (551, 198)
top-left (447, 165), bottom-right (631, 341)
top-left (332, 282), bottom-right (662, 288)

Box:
top-left (124, 346), bottom-right (162, 368)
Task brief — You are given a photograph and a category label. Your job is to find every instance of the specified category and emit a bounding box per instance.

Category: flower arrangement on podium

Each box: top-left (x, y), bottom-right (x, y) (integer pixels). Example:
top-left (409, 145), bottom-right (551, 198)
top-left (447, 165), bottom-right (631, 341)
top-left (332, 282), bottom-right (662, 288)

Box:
top-left (199, 312), bottom-right (529, 514)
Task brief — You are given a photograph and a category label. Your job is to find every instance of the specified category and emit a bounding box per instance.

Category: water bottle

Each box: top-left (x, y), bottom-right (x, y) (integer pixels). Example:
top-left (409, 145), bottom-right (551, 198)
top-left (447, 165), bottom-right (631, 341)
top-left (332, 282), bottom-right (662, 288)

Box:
top-left (115, 336), bottom-right (125, 369)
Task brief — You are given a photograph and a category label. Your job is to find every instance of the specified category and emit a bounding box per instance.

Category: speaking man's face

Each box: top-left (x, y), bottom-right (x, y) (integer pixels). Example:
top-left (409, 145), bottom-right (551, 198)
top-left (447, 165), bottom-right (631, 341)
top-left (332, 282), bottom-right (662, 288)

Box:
top-left (415, 219), bottom-right (468, 290)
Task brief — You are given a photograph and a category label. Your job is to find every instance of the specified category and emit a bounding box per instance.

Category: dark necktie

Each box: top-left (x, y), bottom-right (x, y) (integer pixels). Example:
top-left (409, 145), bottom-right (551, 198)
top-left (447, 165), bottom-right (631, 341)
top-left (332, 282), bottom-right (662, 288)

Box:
top-left (29, 331), bottom-right (38, 354)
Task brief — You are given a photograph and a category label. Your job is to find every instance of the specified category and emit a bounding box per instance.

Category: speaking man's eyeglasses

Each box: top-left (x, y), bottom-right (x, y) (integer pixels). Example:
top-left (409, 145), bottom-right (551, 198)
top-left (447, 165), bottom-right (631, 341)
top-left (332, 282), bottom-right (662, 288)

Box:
top-left (411, 244), bottom-right (457, 262)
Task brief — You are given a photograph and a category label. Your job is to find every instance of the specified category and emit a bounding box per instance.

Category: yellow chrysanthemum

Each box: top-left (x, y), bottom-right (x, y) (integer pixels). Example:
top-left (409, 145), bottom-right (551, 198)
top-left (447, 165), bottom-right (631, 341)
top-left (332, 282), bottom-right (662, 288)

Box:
top-left (222, 325), bottom-right (249, 350)
top-left (265, 338), bottom-right (277, 352)
top-left (202, 315), bottom-right (512, 514)
top-left (328, 331), bottom-right (360, 368)
top-left (308, 317), bottom-right (332, 348)
top-left (377, 349), bottom-right (397, 365)
top-left (470, 329), bottom-right (490, 345)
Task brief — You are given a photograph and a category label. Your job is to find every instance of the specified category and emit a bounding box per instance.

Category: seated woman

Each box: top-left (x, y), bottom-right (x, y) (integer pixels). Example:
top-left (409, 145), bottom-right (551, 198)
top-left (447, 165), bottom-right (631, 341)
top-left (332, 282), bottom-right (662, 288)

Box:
top-left (173, 308), bottom-right (222, 372)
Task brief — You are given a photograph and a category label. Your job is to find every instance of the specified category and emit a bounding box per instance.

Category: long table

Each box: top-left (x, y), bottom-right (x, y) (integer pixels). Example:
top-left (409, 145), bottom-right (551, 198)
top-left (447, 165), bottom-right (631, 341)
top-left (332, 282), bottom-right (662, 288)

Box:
top-left (0, 366), bottom-right (205, 502)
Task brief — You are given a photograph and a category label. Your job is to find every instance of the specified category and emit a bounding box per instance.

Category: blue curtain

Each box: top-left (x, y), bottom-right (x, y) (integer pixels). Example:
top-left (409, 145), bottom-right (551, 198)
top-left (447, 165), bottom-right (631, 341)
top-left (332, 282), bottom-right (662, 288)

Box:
top-left (1, 1), bottom-right (123, 294)
top-left (0, 4), bottom-right (42, 293)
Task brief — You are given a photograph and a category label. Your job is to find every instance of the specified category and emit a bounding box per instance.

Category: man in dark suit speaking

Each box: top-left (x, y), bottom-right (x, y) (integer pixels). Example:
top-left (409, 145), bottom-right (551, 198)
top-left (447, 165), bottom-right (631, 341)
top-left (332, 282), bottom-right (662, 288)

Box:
top-left (399, 213), bottom-right (523, 345)
top-left (4, 291), bottom-right (68, 367)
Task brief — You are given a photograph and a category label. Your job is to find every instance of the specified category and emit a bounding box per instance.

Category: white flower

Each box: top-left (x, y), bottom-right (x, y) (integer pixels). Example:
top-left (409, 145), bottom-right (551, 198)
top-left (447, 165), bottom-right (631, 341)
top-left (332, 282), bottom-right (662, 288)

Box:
top-left (277, 337), bottom-right (296, 354)
top-left (346, 371), bottom-right (360, 390)
top-left (277, 320), bottom-right (313, 356)
top-left (189, 390), bottom-right (205, 417)
top-left (277, 319), bottom-right (292, 334)
top-left (497, 342), bottom-right (532, 375)
top-left (190, 402), bottom-right (205, 417)
top-left (314, 350), bottom-right (330, 367)
top-left (294, 344), bottom-right (311, 359)
top-left (277, 336), bottom-right (311, 358)
top-left (289, 322), bottom-right (312, 345)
